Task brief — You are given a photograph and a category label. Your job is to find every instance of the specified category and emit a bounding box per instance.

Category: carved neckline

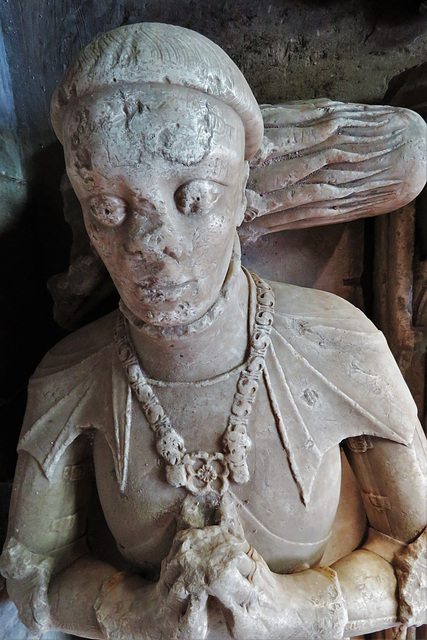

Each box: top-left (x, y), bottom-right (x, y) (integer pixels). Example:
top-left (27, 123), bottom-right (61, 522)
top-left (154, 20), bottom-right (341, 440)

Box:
top-left (114, 271), bottom-right (275, 497)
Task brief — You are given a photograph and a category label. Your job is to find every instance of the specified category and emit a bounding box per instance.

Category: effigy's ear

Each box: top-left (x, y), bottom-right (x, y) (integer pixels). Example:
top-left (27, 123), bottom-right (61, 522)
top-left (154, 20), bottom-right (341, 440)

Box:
top-left (240, 99), bottom-right (426, 243)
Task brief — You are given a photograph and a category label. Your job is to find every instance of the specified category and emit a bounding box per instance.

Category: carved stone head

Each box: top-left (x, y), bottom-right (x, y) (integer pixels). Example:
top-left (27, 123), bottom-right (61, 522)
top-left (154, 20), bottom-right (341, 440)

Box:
top-left (51, 23), bottom-right (263, 326)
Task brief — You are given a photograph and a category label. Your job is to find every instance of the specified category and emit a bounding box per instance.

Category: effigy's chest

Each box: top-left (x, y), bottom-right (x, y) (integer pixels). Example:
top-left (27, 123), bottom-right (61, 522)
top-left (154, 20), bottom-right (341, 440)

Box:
top-left (93, 373), bottom-right (342, 577)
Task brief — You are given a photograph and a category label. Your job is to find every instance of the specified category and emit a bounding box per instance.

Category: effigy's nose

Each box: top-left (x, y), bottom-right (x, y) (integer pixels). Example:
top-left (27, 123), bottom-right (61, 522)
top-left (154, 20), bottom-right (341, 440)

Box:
top-left (126, 220), bottom-right (186, 262)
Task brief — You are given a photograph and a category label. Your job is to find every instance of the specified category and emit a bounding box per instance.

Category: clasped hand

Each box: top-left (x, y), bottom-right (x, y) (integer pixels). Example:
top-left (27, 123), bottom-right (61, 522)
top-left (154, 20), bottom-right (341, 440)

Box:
top-left (154, 494), bottom-right (283, 640)
top-left (97, 495), bottom-right (347, 640)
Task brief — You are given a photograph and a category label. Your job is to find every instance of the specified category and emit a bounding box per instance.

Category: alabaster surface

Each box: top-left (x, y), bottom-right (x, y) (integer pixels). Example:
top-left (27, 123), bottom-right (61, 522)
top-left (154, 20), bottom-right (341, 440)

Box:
top-left (1, 23), bottom-right (426, 640)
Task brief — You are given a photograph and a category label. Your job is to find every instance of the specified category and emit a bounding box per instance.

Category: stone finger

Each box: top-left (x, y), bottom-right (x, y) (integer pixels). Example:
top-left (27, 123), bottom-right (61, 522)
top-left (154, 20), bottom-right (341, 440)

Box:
top-left (209, 564), bottom-right (256, 606)
top-left (181, 592), bottom-right (209, 639)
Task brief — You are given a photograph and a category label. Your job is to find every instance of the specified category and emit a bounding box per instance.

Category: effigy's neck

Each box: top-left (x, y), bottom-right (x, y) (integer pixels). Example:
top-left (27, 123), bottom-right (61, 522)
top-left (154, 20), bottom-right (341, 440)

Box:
top-left (122, 260), bottom-right (250, 383)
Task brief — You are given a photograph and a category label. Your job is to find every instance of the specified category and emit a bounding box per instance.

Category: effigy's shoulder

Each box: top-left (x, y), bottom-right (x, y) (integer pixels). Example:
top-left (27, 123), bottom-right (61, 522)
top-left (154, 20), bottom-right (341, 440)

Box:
top-left (269, 279), bottom-right (378, 333)
top-left (265, 278), bottom-right (418, 447)
top-left (33, 310), bottom-right (118, 381)
top-left (18, 311), bottom-right (120, 478)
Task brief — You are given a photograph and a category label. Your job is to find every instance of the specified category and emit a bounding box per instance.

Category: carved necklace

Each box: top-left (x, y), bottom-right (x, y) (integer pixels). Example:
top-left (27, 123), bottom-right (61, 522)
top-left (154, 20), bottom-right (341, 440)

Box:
top-left (114, 270), bottom-right (275, 497)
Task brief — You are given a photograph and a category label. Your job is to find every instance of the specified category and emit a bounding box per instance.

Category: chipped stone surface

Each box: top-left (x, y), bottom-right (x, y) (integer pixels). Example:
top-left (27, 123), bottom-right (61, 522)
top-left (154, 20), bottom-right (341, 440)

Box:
top-left (1, 22), bottom-right (425, 640)
top-left (0, 7), bottom-right (426, 640)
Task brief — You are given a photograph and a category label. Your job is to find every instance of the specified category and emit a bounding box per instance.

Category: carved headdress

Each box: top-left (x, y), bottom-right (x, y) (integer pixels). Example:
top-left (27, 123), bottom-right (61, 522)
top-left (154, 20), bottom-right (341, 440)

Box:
top-left (50, 22), bottom-right (264, 160)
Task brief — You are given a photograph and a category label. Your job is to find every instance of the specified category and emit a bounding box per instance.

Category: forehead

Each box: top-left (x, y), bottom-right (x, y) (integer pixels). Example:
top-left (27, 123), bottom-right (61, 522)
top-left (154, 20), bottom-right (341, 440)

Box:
top-left (63, 85), bottom-right (245, 180)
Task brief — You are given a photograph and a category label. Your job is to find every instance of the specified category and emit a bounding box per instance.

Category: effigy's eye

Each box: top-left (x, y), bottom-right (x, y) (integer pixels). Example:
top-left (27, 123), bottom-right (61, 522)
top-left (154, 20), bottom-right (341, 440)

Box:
top-left (88, 195), bottom-right (128, 227)
top-left (174, 180), bottom-right (221, 216)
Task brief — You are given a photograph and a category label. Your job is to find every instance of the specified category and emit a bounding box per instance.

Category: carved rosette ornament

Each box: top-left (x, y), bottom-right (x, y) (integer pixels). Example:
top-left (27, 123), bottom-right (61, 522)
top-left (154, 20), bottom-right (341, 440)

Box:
top-left (167, 452), bottom-right (230, 496)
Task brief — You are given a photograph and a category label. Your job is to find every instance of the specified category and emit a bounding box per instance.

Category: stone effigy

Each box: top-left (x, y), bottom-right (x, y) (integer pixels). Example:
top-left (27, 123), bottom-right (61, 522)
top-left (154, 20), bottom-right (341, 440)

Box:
top-left (1, 23), bottom-right (426, 640)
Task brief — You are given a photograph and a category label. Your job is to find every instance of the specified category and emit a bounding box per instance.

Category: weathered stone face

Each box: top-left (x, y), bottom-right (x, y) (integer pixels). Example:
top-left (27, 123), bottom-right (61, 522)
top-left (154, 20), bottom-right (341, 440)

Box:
top-left (63, 85), bottom-right (247, 326)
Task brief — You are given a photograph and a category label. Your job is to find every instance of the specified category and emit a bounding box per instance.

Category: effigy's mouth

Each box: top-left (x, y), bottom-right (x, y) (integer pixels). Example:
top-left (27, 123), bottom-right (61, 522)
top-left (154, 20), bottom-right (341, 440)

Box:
top-left (137, 280), bottom-right (196, 303)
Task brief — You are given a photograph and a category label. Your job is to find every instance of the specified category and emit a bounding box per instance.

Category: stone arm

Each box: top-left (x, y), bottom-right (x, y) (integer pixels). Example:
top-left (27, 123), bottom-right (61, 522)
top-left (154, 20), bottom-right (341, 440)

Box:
top-left (336, 425), bottom-right (427, 637)
top-left (0, 441), bottom-right (207, 640)
top-left (183, 426), bottom-right (426, 640)
top-left (0, 438), bottom-right (117, 639)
